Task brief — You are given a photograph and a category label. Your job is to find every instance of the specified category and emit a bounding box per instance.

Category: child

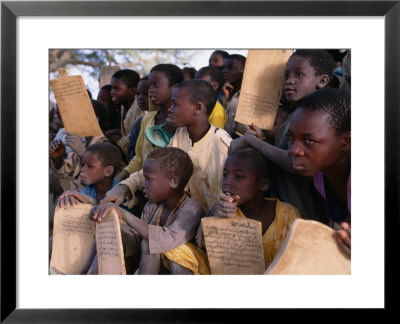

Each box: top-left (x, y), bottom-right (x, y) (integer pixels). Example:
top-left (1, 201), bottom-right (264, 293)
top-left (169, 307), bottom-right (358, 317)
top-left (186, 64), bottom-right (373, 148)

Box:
top-left (264, 49), bottom-right (334, 223)
top-left (198, 147), bottom-right (301, 268)
top-left (90, 147), bottom-right (209, 275)
top-left (57, 142), bottom-right (122, 206)
top-left (221, 54), bottom-right (247, 137)
top-left (229, 88), bottom-right (351, 254)
top-left (103, 79), bottom-right (232, 214)
top-left (195, 66), bottom-right (227, 129)
top-left (276, 49), bottom-right (333, 149)
top-left (54, 143), bottom-right (124, 274)
top-left (97, 84), bottom-right (116, 132)
top-left (127, 77), bottom-right (150, 160)
top-left (208, 50), bottom-right (229, 68)
top-left (115, 64), bottom-right (184, 181)
top-left (105, 69), bottom-right (141, 157)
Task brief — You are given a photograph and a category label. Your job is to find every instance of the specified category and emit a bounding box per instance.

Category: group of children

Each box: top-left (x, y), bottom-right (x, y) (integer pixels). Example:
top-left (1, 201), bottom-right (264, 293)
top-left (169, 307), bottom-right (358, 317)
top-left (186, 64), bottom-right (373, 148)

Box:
top-left (49, 48), bottom-right (351, 274)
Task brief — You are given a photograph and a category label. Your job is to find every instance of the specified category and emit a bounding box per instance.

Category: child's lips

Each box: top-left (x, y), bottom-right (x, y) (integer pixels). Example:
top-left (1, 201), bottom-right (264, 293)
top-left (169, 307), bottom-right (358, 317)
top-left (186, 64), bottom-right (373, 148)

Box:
top-left (285, 88), bottom-right (295, 94)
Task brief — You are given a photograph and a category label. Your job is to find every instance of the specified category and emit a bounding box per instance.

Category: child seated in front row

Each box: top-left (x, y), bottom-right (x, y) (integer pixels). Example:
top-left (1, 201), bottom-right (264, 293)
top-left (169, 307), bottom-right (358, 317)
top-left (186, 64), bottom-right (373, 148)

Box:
top-left (229, 88), bottom-right (351, 255)
top-left (90, 147), bottom-right (209, 275)
top-left (55, 142), bottom-right (131, 274)
top-left (197, 147), bottom-right (301, 268)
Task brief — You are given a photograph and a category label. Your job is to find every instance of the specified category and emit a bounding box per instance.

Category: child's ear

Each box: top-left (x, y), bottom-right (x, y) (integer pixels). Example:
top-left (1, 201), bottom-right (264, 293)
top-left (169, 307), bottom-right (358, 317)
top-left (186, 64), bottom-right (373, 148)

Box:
top-left (170, 177), bottom-right (179, 189)
top-left (317, 75), bottom-right (330, 89)
top-left (194, 102), bottom-right (204, 116)
top-left (128, 86), bottom-right (137, 97)
top-left (210, 81), bottom-right (219, 92)
top-left (103, 166), bottom-right (114, 178)
top-left (260, 178), bottom-right (270, 192)
top-left (341, 132), bottom-right (351, 152)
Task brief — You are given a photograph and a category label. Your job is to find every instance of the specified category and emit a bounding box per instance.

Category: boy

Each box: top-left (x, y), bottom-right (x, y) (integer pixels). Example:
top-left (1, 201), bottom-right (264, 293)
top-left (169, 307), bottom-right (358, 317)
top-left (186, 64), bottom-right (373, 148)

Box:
top-left (115, 64), bottom-right (184, 181)
top-left (195, 66), bottom-right (227, 129)
top-left (90, 147), bottom-right (209, 274)
top-left (55, 143), bottom-right (124, 274)
top-left (229, 88), bottom-right (351, 254)
top-left (263, 49), bottom-right (334, 223)
top-left (276, 49), bottom-right (333, 148)
top-left (57, 142), bottom-right (122, 206)
top-left (103, 79), bottom-right (232, 214)
top-left (197, 147), bottom-right (301, 268)
top-left (105, 69), bottom-right (141, 156)
top-left (221, 54), bottom-right (247, 137)
top-left (127, 77), bottom-right (150, 160)
top-left (209, 50), bottom-right (229, 68)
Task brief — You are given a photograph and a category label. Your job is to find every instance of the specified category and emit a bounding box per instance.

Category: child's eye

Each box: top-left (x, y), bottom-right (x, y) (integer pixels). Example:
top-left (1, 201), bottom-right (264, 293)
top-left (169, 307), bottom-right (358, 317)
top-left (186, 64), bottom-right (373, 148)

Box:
top-left (235, 175), bottom-right (244, 180)
top-left (305, 138), bottom-right (316, 144)
top-left (295, 72), bottom-right (303, 77)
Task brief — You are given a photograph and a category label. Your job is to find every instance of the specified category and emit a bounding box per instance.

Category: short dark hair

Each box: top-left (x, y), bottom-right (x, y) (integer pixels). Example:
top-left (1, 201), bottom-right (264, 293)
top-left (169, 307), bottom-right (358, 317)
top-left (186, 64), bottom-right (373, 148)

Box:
top-left (150, 64), bottom-right (184, 87)
top-left (111, 69), bottom-right (140, 89)
top-left (292, 49), bottom-right (334, 77)
top-left (182, 67), bottom-right (197, 79)
top-left (175, 79), bottom-right (217, 115)
top-left (85, 142), bottom-right (122, 177)
top-left (91, 99), bottom-right (108, 131)
top-left (99, 84), bottom-right (112, 92)
top-left (147, 147), bottom-right (194, 189)
top-left (211, 50), bottom-right (230, 60)
top-left (226, 54), bottom-right (246, 69)
top-left (195, 66), bottom-right (225, 93)
top-left (297, 88), bottom-right (350, 135)
top-left (228, 147), bottom-right (270, 179)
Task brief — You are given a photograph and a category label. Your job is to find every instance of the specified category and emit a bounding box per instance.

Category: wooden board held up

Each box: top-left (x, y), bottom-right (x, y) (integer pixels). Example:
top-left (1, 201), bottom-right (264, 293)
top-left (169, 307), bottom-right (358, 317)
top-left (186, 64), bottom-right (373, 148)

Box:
top-left (50, 71), bottom-right (102, 137)
top-left (99, 65), bottom-right (120, 88)
top-left (50, 204), bottom-right (95, 274)
top-left (265, 219), bottom-right (351, 275)
top-left (202, 217), bottom-right (265, 274)
top-left (96, 210), bottom-right (126, 275)
top-left (235, 49), bottom-right (292, 130)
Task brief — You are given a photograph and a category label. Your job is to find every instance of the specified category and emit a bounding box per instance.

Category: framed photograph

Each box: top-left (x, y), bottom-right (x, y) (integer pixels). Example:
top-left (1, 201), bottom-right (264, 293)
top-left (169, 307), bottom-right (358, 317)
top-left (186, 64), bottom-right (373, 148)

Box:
top-left (1, 0), bottom-right (398, 322)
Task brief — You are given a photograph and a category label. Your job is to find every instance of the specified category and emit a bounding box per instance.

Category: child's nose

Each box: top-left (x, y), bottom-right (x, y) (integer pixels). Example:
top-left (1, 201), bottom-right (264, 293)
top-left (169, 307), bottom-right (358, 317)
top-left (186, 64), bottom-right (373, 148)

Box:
top-left (285, 74), bottom-right (295, 84)
top-left (289, 140), bottom-right (304, 156)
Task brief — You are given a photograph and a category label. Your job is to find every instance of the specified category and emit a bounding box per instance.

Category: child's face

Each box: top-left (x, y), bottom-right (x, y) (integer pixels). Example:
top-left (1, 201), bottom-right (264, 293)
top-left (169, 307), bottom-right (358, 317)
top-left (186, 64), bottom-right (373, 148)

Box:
top-left (167, 88), bottom-right (196, 128)
top-left (222, 58), bottom-right (244, 84)
top-left (142, 159), bottom-right (173, 203)
top-left (136, 80), bottom-right (149, 111)
top-left (97, 88), bottom-right (112, 107)
top-left (80, 152), bottom-right (106, 186)
top-left (148, 71), bottom-right (174, 107)
top-left (110, 78), bottom-right (135, 106)
top-left (209, 52), bottom-right (224, 68)
top-left (284, 56), bottom-right (326, 104)
top-left (222, 155), bottom-right (266, 206)
top-left (287, 108), bottom-right (349, 176)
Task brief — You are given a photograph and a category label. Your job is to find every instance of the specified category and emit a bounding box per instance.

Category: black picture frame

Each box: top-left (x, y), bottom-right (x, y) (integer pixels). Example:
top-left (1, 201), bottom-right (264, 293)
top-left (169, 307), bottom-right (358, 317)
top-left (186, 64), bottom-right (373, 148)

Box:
top-left (1, 0), bottom-right (398, 322)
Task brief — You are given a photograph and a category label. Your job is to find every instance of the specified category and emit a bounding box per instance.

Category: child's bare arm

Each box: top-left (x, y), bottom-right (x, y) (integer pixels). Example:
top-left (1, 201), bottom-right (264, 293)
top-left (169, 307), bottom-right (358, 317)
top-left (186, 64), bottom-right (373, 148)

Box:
top-left (100, 184), bottom-right (130, 206)
top-left (89, 203), bottom-right (149, 240)
top-left (57, 191), bottom-right (97, 208)
top-left (229, 134), bottom-right (295, 173)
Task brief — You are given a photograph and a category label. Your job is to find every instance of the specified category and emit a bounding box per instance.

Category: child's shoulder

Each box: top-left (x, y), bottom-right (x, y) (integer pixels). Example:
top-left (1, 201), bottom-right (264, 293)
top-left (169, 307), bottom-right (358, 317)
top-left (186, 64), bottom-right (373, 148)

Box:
top-left (180, 196), bottom-right (206, 216)
top-left (269, 197), bottom-right (302, 221)
top-left (210, 126), bottom-right (232, 152)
